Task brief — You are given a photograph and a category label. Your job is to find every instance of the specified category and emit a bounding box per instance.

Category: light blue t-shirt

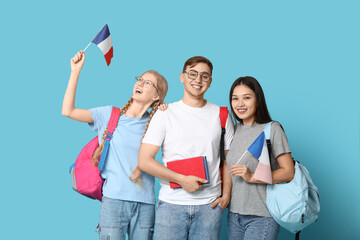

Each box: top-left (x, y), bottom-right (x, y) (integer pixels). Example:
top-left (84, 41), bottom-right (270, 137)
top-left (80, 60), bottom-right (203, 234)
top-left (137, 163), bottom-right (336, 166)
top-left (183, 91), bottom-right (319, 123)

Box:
top-left (89, 105), bottom-right (155, 205)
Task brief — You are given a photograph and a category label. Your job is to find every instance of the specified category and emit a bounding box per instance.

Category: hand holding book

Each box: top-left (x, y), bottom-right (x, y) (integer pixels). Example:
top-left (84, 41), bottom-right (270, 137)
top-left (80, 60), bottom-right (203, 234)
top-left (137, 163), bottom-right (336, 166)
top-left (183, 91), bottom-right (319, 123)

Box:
top-left (166, 156), bottom-right (210, 191)
top-left (177, 175), bottom-right (208, 192)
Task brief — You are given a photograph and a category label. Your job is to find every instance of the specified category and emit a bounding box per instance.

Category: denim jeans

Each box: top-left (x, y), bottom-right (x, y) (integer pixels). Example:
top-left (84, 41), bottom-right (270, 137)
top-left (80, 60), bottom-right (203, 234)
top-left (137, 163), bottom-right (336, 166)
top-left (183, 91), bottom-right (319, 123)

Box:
top-left (96, 197), bottom-right (155, 240)
top-left (154, 201), bottom-right (223, 240)
top-left (227, 212), bottom-right (279, 240)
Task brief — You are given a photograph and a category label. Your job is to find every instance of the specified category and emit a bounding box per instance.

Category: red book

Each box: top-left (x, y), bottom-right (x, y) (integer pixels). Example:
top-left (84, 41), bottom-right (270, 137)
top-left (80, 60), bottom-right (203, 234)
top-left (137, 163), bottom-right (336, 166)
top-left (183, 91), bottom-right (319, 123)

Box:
top-left (166, 156), bottom-right (210, 189)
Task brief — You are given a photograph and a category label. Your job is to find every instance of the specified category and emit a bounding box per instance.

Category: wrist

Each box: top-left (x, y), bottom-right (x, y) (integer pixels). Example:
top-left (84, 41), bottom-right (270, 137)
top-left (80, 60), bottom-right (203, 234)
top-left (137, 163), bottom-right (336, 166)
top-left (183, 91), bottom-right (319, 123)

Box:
top-left (221, 193), bottom-right (231, 202)
top-left (248, 173), bottom-right (255, 183)
top-left (174, 173), bottom-right (186, 185)
top-left (71, 69), bottom-right (81, 76)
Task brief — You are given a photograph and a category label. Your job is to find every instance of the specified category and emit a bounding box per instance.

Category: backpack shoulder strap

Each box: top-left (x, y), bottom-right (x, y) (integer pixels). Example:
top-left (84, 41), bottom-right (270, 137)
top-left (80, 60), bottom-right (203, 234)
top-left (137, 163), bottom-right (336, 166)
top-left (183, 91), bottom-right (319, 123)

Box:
top-left (264, 121), bottom-right (273, 140)
top-left (220, 107), bottom-right (228, 129)
top-left (107, 107), bottom-right (121, 134)
top-left (219, 107), bottom-right (228, 165)
top-left (98, 106), bottom-right (121, 171)
top-left (264, 121), bottom-right (274, 159)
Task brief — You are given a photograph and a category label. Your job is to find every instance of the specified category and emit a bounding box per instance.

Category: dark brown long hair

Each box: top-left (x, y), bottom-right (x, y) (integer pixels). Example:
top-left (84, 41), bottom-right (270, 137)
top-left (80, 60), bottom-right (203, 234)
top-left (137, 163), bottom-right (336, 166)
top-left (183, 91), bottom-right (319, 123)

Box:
top-left (229, 76), bottom-right (272, 124)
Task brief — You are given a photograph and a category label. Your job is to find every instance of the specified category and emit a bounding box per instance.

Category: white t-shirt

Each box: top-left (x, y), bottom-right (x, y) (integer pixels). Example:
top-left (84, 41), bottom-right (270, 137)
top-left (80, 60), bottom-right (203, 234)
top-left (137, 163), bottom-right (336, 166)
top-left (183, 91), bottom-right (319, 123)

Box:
top-left (142, 100), bottom-right (234, 205)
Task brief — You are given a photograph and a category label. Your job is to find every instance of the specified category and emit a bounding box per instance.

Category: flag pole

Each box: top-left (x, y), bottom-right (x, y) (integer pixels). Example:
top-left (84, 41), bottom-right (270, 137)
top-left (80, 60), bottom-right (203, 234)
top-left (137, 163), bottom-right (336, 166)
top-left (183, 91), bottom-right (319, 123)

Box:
top-left (235, 151), bottom-right (247, 165)
top-left (83, 41), bottom-right (92, 52)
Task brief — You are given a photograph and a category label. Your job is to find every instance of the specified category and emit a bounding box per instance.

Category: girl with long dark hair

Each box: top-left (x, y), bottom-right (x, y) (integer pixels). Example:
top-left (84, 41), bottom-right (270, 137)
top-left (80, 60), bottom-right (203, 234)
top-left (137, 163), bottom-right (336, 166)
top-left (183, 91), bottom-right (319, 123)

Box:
top-left (226, 76), bottom-right (295, 240)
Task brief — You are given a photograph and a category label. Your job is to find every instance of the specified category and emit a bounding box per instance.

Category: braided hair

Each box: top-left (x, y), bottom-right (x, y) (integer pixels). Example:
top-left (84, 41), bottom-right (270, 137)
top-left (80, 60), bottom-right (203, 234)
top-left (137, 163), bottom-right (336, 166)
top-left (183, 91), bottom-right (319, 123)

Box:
top-left (130, 70), bottom-right (168, 184)
top-left (91, 98), bottom-right (134, 166)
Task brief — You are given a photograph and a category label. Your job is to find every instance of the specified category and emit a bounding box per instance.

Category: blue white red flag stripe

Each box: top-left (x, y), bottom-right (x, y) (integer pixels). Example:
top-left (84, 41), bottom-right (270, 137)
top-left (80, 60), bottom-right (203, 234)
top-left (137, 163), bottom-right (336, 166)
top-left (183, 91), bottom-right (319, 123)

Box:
top-left (236, 131), bottom-right (272, 184)
top-left (248, 131), bottom-right (272, 184)
top-left (92, 24), bottom-right (113, 66)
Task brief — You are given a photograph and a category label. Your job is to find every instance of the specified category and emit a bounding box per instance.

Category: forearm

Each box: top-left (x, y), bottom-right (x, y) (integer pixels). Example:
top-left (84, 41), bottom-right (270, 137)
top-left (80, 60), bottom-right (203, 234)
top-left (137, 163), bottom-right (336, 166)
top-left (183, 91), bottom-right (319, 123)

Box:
top-left (62, 71), bottom-right (93, 123)
top-left (247, 168), bottom-right (293, 184)
top-left (271, 167), bottom-right (294, 184)
top-left (138, 144), bottom-right (208, 192)
top-left (62, 71), bottom-right (80, 117)
top-left (253, 153), bottom-right (295, 184)
top-left (138, 153), bottom-right (184, 184)
top-left (221, 160), bottom-right (232, 199)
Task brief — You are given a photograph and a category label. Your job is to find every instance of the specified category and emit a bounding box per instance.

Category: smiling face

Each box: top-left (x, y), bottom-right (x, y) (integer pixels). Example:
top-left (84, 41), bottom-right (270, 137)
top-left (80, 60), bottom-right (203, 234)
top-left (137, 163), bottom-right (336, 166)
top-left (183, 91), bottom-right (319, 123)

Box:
top-left (231, 84), bottom-right (258, 125)
top-left (132, 72), bottom-right (160, 104)
top-left (180, 62), bottom-right (212, 101)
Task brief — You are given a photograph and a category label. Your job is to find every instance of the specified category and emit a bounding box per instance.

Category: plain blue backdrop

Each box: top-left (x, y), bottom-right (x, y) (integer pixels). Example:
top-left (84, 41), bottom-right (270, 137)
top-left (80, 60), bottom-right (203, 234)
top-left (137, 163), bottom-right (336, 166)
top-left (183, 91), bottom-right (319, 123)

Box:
top-left (1, 1), bottom-right (359, 239)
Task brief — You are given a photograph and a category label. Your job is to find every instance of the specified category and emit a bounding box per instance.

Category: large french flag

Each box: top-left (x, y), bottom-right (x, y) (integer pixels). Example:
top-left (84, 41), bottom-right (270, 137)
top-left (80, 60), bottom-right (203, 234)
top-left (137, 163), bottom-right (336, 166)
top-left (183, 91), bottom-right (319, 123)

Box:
top-left (247, 131), bottom-right (273, 184)
top-left (92, 24), bottom-right (113, 66)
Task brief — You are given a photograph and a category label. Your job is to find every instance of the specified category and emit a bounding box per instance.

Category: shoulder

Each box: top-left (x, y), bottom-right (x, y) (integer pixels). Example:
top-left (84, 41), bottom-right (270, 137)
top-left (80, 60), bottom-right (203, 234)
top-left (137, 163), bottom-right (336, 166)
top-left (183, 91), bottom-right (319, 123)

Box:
top-left (270, 121), bottom-right (284, 132)
top-left (234, 123), bottom-right (241, 131)
top-left (159, 101), bottom-right (182, 115)
top-left (167, 101), bottom-right (179, 110)
top-left (150, 103), bottom-right (175, 121)
top-left (201, 101), bottom-right (223, 115)
top-left (90, 105), bottom-right (112, 112)
top-left (89, 105), bottom-right (112, 117)
top-left (205, 101), bottom-right (220, 110)
top-left (269, 121), bottom-right (288, 139)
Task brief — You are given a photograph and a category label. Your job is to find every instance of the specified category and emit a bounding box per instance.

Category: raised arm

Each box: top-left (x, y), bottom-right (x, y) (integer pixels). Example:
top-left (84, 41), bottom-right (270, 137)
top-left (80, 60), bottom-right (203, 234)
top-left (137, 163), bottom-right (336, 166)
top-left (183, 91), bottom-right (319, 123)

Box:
top-left (138, 143), bottom-right (208, 192)
top-left (62, 50), bottom-right (93, 123)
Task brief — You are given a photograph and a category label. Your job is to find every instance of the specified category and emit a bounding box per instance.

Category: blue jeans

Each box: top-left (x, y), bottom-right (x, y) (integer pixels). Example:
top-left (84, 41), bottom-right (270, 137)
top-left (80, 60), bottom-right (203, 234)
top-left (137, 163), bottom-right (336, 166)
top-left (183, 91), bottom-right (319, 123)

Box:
top-left (96, 197), bottom-right (155, 240)
top-left (154, 201), bottom-right (223, 240)
top-left (227, 212), bottom-right (279, 240)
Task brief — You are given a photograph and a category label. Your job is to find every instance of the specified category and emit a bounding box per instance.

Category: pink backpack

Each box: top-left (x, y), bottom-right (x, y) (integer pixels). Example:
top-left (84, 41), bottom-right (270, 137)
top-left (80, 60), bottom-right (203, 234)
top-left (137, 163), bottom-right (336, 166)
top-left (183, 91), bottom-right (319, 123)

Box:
top-left (69, 107), bottom-right (121, 201)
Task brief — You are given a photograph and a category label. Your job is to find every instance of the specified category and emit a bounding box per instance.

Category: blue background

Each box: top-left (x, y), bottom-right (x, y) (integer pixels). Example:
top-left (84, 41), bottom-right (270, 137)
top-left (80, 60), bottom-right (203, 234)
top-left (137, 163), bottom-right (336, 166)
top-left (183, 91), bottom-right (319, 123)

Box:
top-left (1, 0), bottom-right (359, 239)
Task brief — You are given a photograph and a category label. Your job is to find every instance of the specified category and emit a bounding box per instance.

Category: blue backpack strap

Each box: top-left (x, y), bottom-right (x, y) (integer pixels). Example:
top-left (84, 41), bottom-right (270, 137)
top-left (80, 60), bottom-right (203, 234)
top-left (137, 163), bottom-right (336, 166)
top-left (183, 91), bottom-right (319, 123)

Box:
top-left (264, 121), bottom-right (273, 140)
top-left (69, 163), bottom-right (75, 173)
top-left (98, 134), bottom-right (111, 171)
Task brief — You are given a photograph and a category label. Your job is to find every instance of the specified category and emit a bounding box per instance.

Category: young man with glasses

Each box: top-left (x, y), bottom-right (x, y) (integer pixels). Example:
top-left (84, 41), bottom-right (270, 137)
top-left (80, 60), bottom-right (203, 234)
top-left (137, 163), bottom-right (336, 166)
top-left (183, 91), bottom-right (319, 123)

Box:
top-left (138, 56), bottom-right (234, 240)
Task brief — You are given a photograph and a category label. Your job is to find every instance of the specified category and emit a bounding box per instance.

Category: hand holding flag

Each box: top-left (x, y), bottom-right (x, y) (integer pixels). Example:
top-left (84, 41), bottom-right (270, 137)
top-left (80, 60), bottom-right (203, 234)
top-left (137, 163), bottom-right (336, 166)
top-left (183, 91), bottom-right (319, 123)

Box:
top-left (83, 24), bottom-right (113, 66)
top-left (230, 164), bottom-right (253, 183)
top-left (234, 130), bottom-right (273, 184)
top-left (70, 50), bottom-right (85, 73)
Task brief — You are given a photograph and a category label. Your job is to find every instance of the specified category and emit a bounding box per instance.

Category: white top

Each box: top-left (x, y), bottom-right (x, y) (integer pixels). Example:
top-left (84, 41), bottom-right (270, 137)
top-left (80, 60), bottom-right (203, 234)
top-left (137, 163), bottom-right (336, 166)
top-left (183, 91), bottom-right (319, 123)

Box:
top-left (142, 100), bottom-right (234, 205)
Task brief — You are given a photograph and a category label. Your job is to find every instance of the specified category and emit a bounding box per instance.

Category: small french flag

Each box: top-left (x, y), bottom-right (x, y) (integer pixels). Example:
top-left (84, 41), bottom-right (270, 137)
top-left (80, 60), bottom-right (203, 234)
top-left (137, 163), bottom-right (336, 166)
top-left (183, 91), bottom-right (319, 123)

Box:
top-left (91, 24), bottom-right (113, 66)
top-left (248, 132), bottom-right (272, 184)
top-left (236, 131), bottom-right (273, 184)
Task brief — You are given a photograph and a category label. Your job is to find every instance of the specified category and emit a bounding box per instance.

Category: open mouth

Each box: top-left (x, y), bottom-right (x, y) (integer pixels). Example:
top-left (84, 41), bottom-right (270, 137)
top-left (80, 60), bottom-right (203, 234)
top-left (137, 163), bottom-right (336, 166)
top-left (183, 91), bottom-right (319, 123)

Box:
top-left (135, 88), bottom-right (143, 94)
top-left (191, 84), bottom-right (202, 90)
top-left (237, 108), bottom-right (247, 114)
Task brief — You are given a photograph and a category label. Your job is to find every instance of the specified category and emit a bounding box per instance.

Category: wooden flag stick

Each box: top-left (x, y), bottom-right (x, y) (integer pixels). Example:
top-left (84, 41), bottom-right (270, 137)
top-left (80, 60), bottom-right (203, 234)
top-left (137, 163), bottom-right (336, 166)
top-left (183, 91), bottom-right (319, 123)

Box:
top-left (83, 41), bottom-right (92, 52)
top-left (235, 151), bottom-right (247, 165)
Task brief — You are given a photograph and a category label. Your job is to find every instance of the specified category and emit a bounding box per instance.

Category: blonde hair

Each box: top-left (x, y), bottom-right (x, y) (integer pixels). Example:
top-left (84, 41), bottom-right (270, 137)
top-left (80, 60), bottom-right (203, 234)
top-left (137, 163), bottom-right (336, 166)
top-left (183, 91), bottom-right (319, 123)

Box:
top-left (130, 70), bottom-right (168, 183)
top-left (91, 98), bottom-right (134, 166)
top-left (91, 70), bottom-right (168, 184)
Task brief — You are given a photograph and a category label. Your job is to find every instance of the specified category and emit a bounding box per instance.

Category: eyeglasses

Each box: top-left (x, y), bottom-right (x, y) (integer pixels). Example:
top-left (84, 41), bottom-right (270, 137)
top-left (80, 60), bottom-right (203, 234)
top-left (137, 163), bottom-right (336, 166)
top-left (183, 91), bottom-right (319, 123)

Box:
top-left (183, 70), bottom-right (212, 82)
top-left (134, 76), bottom-right (159, 93)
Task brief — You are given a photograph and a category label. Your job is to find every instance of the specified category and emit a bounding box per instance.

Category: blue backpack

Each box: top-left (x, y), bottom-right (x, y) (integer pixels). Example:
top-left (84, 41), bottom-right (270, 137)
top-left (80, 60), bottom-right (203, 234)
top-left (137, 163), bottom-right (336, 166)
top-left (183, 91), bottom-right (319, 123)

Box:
top-left (264, 122), bottom-right (320, 240)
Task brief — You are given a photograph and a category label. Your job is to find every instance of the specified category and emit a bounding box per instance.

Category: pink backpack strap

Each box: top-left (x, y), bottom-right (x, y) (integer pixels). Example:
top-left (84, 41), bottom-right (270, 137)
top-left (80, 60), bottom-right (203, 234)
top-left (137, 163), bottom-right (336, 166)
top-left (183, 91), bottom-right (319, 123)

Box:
top-left (107, 107), bottom-right (121, 135)
top-left (98, 106), bottom-right (121, 171)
